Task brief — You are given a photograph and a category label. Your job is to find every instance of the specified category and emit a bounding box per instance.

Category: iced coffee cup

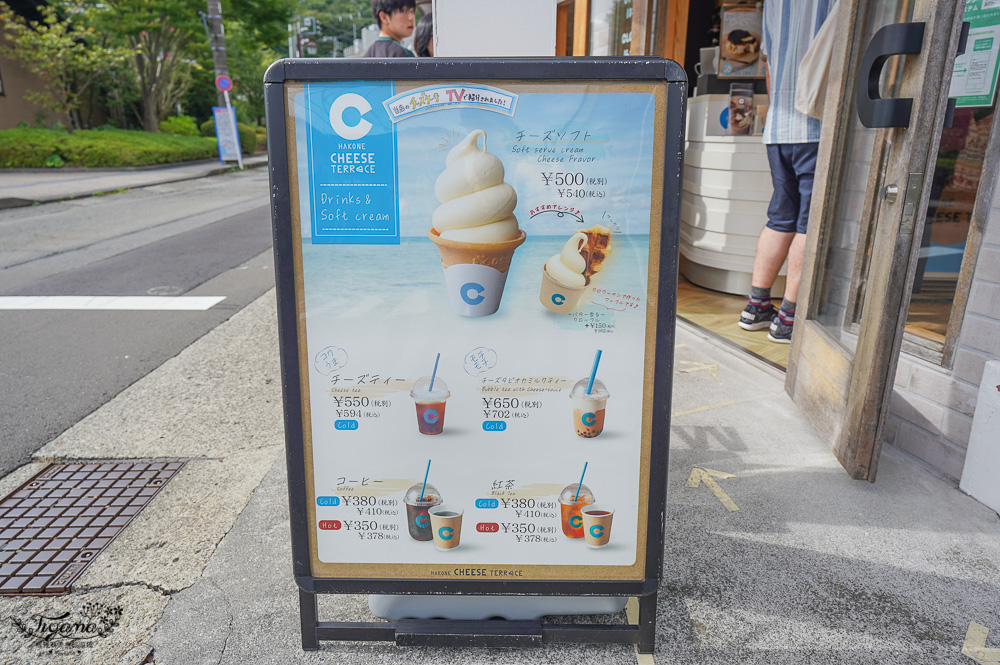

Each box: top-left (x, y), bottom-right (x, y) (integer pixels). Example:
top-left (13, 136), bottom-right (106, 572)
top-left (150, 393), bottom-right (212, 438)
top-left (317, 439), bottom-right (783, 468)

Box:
top-left (429, 504), bottom-right (463, 551)
top-left (410, 376), bottom-right (450, 435)
top-left (570, 378), bottom-right (610, 438)
top-left (582, 503), bottom-right (614, 548)
top-left (429, 130), bottom-right (526, 317)
top-left (558, 483), bottom-right (595, 539)
top-left (403, 483), bottom-right (442, 541)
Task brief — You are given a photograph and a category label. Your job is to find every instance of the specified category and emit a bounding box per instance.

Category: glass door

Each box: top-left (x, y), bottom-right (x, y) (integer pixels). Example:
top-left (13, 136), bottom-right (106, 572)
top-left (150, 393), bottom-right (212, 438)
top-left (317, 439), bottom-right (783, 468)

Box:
top-left (786, 0), bottom-right (967, 480)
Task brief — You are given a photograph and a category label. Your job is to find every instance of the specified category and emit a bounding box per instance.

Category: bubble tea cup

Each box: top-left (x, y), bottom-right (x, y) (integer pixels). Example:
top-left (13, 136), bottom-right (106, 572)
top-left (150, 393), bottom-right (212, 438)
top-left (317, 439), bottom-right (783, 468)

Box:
top-left (570, 378), bottom-right (610, 438)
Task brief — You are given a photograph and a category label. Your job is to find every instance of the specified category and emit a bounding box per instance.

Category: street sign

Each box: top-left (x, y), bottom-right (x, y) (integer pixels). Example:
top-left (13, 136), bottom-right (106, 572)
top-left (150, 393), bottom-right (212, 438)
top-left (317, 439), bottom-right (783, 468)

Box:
top-left (215, 74), bottom-right (233, 92)
top-left (264, 58), bottom-right (686, 653)
top-left (212, 106), bottom-right (241, 164)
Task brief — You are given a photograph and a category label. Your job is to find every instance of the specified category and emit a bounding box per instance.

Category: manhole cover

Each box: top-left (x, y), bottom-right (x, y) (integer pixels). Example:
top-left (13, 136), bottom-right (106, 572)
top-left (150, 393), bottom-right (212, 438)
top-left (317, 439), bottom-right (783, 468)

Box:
top-left (0, 461), bottom-right (184, 596)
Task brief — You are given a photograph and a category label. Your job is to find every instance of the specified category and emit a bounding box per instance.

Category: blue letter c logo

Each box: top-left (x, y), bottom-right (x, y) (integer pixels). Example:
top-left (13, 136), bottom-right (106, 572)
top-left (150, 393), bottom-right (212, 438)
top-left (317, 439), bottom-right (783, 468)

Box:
top-left (422, 409), bottom-right (439, 424)
top-left (416, 514), bottom-right (429, 528)
top-left (582, 412), bottom-right (597, 427)
top-left (439, 526), bottom-right (454, 541)
top-left (329, 93), bottom-right (373, 140)
top-left (461, 282), bottom-right (485, 305)
top-left (552, 293), bottom-right (566, 305)
top-left (589, 524), bottom-right (604, 538)
top-left (569, 515), bottom-right (582, 528)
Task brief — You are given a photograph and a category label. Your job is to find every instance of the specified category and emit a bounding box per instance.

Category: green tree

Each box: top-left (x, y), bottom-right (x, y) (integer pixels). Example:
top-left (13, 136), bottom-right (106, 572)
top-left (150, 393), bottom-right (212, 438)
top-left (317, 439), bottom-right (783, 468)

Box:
top-left (97, 0), bottom-right (204, 132)
top-left (0, 2), bottom-right (133, 130)
top-left (227, 33), bottom-right (279, 125)
top-left (297, 0), bottom-right (371, 56)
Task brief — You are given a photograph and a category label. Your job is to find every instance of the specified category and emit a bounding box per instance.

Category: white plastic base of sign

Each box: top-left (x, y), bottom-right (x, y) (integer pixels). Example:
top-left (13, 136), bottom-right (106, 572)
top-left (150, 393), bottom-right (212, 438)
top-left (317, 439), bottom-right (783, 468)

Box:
top-left (368, 594), bottom-right (628, 621)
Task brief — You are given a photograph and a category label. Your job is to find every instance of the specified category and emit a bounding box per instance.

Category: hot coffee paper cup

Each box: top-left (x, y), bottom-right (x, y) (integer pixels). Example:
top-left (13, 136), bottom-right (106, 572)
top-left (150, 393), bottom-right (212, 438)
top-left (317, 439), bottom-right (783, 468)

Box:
top-left (429, 504), bottom-right (464, 551)
top-left (582, 503), bottom-right (614, 548)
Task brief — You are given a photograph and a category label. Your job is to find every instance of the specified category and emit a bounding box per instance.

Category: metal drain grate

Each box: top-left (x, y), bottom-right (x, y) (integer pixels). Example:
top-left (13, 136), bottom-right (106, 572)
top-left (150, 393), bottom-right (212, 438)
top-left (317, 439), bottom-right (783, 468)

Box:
top-left (0, 461), bottom-right (184, 596)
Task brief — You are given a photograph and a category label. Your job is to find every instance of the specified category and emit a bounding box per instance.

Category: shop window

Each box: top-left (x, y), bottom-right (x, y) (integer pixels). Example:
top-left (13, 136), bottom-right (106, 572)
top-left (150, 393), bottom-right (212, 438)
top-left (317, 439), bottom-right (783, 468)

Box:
top-left (588, 0), bottom-right (633, 56)
top-left (902, 96), bottom-right (998, 365)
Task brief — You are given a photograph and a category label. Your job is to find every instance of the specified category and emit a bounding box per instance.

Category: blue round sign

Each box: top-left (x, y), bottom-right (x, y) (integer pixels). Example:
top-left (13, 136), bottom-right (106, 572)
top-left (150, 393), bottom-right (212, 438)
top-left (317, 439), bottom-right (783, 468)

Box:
top-left (215, 75), bottom-right (233, 92)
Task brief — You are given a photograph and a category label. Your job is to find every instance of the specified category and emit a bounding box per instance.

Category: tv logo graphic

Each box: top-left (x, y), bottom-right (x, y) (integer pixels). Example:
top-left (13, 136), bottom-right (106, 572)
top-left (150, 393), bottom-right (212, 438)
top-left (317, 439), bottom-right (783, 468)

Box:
top-left (329, 93), bottom-right (373, 140)
top-left (422, 409), bottom-right (440, 424)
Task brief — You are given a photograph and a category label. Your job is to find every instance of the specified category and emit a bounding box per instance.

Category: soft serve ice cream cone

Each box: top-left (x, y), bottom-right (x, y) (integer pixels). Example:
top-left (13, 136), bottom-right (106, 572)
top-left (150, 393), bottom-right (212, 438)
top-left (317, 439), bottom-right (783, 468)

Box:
top-left (539, 226), bottom-right (612, 313)
top-left (429, 130), bottom-right (525, 317)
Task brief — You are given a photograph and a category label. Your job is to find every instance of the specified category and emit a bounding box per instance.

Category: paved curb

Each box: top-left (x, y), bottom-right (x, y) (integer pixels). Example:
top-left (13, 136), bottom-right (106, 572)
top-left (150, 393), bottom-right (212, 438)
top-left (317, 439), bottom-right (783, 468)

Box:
top-left (0, 156), bottom-right (269, 210)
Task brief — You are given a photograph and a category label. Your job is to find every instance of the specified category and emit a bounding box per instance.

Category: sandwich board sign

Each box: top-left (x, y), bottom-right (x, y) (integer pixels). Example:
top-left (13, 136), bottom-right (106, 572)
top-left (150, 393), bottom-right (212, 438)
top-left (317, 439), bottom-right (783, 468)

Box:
top-left (264, 58), bottom-right (686, 652)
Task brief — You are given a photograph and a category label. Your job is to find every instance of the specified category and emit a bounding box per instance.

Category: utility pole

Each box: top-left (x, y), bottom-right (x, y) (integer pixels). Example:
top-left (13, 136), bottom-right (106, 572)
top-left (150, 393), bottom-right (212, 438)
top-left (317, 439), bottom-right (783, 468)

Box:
top-left (205, 0), bottom-right (229, 107)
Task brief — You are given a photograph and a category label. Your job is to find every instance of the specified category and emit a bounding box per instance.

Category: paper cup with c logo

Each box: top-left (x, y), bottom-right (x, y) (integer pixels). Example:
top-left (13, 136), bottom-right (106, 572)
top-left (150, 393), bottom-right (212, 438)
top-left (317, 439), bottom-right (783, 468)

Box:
top-left (582, 503), bottom-right (614, 548)
top-left (429, 504), bottom-right (464, 551)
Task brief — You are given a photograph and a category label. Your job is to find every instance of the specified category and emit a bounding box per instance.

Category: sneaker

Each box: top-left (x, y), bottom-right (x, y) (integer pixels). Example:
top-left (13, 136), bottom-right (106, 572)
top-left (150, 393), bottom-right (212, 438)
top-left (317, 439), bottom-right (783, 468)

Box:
top-left (767, 318), bottom-right (793, 343)
top-left (738, 305), bottom-right (776, 331)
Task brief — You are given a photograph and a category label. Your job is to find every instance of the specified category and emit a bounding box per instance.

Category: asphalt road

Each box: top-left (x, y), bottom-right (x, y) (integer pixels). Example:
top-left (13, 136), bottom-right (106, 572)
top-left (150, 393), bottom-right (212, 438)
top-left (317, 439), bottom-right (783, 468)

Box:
top-left (0, 169), bottom-right (276, 476)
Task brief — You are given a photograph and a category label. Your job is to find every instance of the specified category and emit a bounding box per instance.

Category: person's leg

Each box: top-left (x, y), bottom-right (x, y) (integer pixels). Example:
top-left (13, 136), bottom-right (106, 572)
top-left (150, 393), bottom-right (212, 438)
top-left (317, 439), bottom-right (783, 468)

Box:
top-left (768, 143), bottom-right (818, 343)
top-left (739, 144), bottom-right (798, 330)
top-left (751, 227), bottom-right (795, 289)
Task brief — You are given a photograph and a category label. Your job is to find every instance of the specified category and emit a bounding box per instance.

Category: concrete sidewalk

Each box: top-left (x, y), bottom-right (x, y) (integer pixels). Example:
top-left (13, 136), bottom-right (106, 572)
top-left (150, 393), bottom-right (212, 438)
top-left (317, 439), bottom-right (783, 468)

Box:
top-left (0, 154), bottom-right (268, 209)
top-left (0, 289), bottom-right (997, 664)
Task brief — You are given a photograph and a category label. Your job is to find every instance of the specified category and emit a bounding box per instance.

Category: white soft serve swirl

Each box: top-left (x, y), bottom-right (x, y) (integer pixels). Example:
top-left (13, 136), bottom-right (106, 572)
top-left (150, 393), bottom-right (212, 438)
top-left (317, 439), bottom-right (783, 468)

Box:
top-left (432, 130), bottom-right (520, 243)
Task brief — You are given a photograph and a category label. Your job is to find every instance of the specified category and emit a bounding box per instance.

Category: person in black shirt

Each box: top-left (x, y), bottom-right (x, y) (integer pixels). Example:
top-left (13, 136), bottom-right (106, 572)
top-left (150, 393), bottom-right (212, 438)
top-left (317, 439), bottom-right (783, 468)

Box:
top-left (364, 0), bottom-right (416, 57)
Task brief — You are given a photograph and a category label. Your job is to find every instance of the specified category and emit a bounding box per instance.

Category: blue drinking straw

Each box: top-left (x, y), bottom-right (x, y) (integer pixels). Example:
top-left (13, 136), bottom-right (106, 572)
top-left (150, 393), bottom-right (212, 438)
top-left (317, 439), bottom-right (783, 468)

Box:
top-left (420, 459), bottom-right (431, 502)
top-left (574, 462), bottom-right (589, 501)
top-left (429, 353), bottom-right (441, 392)
top-left (585, 350), bottom-right (603, 395)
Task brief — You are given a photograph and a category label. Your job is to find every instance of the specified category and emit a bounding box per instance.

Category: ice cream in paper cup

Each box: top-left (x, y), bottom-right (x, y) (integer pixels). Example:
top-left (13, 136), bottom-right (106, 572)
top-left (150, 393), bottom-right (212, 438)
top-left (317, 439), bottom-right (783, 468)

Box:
top-left (429, 130), bottom-right (525, 317)
top-left (539, 226), bottom-right (612, 313)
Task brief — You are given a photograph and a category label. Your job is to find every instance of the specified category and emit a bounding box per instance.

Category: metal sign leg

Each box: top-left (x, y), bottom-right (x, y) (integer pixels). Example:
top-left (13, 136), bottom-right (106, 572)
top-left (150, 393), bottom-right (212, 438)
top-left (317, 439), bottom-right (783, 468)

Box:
top-left (638, 592), bottom-right (657, 654)
top-left (300, 588), bottom-right (319, 650)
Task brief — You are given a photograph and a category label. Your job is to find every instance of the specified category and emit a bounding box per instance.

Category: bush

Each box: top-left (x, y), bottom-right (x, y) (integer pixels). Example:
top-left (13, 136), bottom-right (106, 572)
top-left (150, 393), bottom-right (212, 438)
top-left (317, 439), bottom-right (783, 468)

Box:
top-left (159, 115), bottom-right (200, 137)
top-left (0, 127), bottom-right (218, 168)
top-left (199, 118), bottom-right (257, 154)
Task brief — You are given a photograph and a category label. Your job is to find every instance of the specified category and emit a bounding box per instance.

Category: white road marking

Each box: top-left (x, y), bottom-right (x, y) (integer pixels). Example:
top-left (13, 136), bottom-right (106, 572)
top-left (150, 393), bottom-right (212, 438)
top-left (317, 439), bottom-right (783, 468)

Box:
top-left (0, 296), bottom-right (226, 311)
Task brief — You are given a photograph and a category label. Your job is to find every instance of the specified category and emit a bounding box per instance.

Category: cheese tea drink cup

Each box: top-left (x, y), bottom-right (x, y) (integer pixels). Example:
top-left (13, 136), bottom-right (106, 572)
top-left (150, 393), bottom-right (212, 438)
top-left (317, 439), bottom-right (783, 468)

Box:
top-left (582, 503), bottom-right (614, 548)
top-left (410, 376), bottom-right (450, 435)
top-left (429, 504), bottom-right (464, 551)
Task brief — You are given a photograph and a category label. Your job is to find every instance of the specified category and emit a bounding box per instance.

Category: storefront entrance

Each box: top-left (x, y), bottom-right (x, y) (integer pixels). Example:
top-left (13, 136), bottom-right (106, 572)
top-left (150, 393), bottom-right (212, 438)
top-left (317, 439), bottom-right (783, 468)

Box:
top-left (556, 0), bottom-right (999, 483)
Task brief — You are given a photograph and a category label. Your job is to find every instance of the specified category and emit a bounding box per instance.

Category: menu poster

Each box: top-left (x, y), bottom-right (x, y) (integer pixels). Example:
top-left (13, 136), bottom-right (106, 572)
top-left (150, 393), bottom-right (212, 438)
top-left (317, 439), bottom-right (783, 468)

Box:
top-left (719, 5), bottom-right (765, 79)
top-left (284, 80), bottom-right (665, 581)
top-left (950, 0), bottom-right (1000, 108)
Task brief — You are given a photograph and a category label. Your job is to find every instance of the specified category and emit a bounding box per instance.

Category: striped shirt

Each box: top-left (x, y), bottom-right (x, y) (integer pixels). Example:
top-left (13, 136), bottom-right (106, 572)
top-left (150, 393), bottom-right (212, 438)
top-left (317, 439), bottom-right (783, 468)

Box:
top-left (762, 0), bottom-right (835, 144)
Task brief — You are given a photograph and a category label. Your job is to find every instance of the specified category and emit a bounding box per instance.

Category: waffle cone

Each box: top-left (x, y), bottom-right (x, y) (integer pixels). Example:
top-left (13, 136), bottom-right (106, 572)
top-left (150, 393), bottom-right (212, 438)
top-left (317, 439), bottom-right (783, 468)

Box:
top-left (428, 228), bottom-right (526, 273)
